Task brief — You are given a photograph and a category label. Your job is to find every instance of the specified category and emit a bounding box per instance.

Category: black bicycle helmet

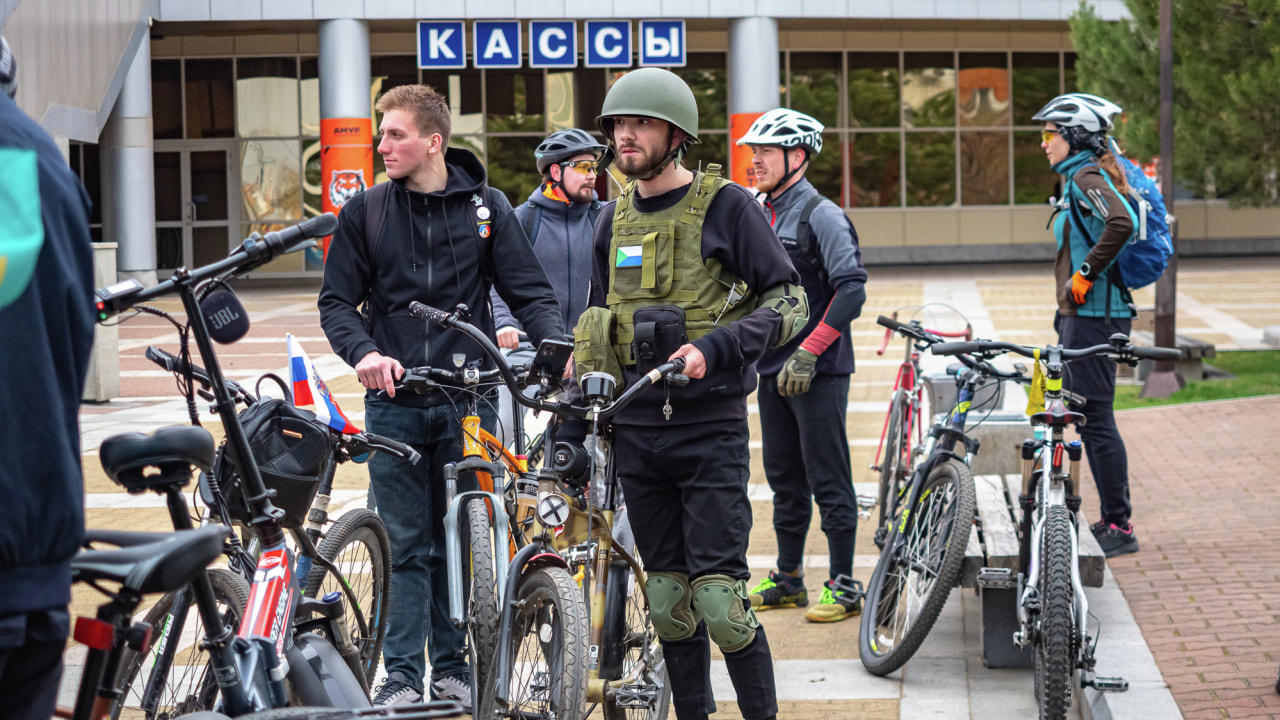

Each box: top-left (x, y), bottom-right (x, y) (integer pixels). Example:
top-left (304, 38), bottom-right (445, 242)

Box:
top-left (534, 128), bottom-right (606, 174)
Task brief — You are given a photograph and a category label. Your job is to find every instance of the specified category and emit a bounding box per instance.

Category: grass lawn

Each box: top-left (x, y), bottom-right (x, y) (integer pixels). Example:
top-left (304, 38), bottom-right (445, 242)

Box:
top-left (1115, 349), bottom-right (1280, 410)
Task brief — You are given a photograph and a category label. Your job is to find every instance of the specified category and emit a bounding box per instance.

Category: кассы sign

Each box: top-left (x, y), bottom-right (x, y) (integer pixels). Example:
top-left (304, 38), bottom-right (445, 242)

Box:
top-left (417, 20), bottom-right (685, 70)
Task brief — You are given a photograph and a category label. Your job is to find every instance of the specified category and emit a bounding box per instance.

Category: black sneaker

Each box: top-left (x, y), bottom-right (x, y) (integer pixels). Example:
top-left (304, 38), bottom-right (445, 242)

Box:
top-left (1093, 522), bottom-right (1139, 558)
top-left (373, 670), bottom-right (424, 706)
top-left (749, 571), bottom-right (808, 610)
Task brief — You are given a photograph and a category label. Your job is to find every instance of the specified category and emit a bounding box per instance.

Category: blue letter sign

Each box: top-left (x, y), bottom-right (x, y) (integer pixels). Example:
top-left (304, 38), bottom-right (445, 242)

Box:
top-left (474, 21), bottom-right (522, 69)
top-left (639, 20), bottom-right (685, 67)
top-left (529, 21), bottom-right (577, 68)
top-left (585, 21), bottom-right (631, 68)
top-left (417, 21), bottom-right (465, 69)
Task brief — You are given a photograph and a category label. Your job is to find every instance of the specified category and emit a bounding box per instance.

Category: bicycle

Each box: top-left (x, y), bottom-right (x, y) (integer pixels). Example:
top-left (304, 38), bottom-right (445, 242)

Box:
top-left (930, 333), bottom-right (1176, 719)
top-left (870, 312), bottom-right (972, 545)
top-left (408, 301), bottom-right (672, 720)
top-left (93, 214), bottom-right (437, 716)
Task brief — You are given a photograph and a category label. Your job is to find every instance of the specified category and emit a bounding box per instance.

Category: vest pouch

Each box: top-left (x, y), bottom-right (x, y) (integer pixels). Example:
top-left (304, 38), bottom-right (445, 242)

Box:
top-left (610, 228), bottom-right (674, 301)
top-left (573, 306), bottom-right (624, 391)
top-left (630, 305), bottom-right (687, 375)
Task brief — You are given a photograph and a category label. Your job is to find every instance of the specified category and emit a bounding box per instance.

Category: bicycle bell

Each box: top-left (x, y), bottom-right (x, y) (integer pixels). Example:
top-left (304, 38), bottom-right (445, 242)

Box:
top-left (579, 371), bottom-right (616, 402)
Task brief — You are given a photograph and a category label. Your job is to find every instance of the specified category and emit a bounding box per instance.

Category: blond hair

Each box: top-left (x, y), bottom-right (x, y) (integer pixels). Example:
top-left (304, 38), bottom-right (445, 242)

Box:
top-left (376, 85), bottom-right (451, 147)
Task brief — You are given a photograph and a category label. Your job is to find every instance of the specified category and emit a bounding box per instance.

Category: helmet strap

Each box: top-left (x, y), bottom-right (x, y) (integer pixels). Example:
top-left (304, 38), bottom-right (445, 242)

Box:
top-left (768, 147), bottom-right (806, 198)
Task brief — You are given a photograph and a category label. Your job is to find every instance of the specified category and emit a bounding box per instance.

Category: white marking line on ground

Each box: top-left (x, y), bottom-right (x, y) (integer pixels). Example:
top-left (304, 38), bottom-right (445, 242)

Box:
top-left (1176, 292), bottom-right (1268, 347)
top-left (710, 659), bottom-right (899, 701)
top-left (116, 302), bottom-right (324, 352)
top-left (921, 279), bottom-right (1027, 414)
top-left (85, 488), bottom-right (368, 511)
top-left (745, 554), bottom-right (880, 570)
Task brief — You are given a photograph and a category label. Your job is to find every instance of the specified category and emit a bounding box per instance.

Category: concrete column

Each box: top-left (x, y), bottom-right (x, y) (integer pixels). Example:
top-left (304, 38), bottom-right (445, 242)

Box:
top-left (727, 17), bottom-right (780, 117)
top-left (319, 19), bottom-right (371, 120)
top-left (100, 39), bottom-right (157, 286)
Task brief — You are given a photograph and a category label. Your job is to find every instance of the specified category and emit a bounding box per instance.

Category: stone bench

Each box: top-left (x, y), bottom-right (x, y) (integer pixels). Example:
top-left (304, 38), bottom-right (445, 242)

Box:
top-left (1129, 329), bottom-right (1216, 381)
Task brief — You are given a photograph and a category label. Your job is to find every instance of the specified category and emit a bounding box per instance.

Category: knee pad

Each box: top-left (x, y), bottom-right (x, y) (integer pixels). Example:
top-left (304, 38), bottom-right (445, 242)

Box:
top-left (645, 571), bottom-right (697, 642)
top-left (690, 574), bottom-right (759, 654)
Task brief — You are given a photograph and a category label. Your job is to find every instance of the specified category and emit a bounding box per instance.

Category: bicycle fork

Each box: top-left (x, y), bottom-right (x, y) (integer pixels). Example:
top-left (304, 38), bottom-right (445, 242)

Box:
top-left (443, 458), bottom-right (512, 627)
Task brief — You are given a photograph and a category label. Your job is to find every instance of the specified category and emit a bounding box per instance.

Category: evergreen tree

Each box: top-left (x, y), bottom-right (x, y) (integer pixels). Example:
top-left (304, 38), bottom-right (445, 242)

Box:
top-left (1070, 0), bottom-right (1280, 207)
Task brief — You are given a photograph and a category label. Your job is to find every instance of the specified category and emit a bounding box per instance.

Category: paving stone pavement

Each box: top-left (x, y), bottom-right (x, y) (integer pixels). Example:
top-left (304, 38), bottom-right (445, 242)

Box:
top-left (69, 257), bottom-right (1280, 717)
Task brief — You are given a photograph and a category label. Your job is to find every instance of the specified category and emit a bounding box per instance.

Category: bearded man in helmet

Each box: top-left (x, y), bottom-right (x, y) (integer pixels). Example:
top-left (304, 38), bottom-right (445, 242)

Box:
top-left (570, 68), bottom-right (806, 720)
top-left (738, 109), bottom-right (869, 624)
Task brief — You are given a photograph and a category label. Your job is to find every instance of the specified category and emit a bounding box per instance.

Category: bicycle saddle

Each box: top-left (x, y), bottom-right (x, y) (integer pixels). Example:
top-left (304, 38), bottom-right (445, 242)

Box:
top-left (74, 525), bottom-right (229, 595)
top-left (1030, 399), bottom-right (1086, 428)
top-left (99, 425), bottom-right (216, 493)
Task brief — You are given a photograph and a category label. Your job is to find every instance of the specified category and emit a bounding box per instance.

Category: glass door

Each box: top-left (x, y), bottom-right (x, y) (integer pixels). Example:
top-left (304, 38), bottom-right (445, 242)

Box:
top-left (153, 141), bottom-right (238, 271)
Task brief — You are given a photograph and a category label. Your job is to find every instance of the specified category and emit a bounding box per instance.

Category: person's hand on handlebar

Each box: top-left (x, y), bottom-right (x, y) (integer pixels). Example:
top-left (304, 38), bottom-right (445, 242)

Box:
top-left (356, 351), bottom-right (404, 398)
top-left (667, 343), bottom-right (706, 379)
top-left (496, 326), bottom-right (520, 350)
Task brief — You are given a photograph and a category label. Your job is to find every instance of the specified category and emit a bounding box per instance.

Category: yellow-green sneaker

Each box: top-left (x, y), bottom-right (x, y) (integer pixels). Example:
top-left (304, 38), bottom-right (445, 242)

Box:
top-left (804, 577), bottom-right (865, 623)
top-left (749, 571), bottom-right (808, 610)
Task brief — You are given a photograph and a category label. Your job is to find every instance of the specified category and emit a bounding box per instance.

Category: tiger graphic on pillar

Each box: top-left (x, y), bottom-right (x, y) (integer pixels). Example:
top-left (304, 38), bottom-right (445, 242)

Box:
top-left (329, 169), bottom-right (367, 207)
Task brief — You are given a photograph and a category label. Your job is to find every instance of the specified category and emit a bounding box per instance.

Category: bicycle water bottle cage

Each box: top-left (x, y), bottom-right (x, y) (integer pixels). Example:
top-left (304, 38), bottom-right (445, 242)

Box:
top-left (99, 426), bottom-right (216, 494)
top-left (1030, 398), bottom-right (1086, 428)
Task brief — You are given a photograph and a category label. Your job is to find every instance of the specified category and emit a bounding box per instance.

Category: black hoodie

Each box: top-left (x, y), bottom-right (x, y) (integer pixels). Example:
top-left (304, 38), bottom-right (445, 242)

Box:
top-left (319, 148), bottom-right (563, 407)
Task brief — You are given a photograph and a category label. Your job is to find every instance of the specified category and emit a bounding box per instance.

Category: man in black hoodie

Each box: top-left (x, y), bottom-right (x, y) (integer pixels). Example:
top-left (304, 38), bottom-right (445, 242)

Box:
top-left (318, 84), bottom-right (562, 707)
top-left (0, 39), bottom-right (95, 718)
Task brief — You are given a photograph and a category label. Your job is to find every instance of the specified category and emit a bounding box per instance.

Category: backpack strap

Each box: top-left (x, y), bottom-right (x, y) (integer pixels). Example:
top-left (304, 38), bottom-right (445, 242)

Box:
top-left (795, 194), bottom-right (827, 284)
top-left (519, 201), bottom-right (543, 247)
top-left (363, 182), bottom-right (393, 265)
top-left (1063, 171), bottom-right (1136, 319)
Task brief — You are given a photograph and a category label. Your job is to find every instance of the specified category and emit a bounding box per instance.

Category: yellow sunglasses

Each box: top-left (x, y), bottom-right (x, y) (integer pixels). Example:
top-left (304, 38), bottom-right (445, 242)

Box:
top-left (1041, 128), bottom-right (1062, 144)
top-left (559, 159), bottom-right (597, 175)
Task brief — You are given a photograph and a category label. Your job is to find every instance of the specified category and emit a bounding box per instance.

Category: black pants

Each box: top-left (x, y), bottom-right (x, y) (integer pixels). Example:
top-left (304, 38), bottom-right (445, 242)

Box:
top-left (0, 611), bottom-right (67, 720)
top-left (757, 374), bottom-right (858, 580)
top-left (615, 420), bottom-right (777, 720)
top-left (1056, 313), bottom-right (1133, 526)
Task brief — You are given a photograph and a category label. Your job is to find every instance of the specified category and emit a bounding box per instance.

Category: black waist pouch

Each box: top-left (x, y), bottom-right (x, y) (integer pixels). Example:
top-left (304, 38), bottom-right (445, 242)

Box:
top-left (631, 305), bottom-right (688, 374)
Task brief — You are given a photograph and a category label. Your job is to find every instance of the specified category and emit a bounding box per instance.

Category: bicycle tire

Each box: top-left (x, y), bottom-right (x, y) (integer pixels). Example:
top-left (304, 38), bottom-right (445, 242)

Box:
top-left (601, 563), bottom-right (670, 720)
top-left (1035, 504), bottom-right (1076, 720)
top-left (878, 392), bottom-right (909, 532)
top-left (478, 566), bottom-right (587, 720)
top-left (466, 499), bottom-right (500, 696)
top-left (303, 507), bottom-right (391, 687)
top-left (859, 457), bottom-right (976, 676)
top-left (112, 568), bottom-right (251, 719)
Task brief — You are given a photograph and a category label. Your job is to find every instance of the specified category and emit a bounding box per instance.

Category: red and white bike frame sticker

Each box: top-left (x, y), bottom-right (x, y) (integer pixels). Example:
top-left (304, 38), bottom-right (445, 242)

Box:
top-left (240, 546), bottom-right (295, 656)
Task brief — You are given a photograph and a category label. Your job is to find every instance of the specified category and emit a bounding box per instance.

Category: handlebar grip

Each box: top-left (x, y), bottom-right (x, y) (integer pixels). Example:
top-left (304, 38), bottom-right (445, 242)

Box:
top-left (262, 213), bottom-right (338, 255)
top-left (931, 341), bottom-right (984, 356)
top-left (409, 301), bottom-right (454, 326)
top-left (364, 434), bottom-right (422, 465)
top-left (876, 315), bottom-right (905, 332)
top-left (1131, 346), bottom-right (1182, 362)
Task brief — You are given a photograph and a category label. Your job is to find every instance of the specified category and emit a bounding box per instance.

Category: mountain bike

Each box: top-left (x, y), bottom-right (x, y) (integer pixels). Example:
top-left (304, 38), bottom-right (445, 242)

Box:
top-left (931, 333), bottom-right (1176, 719)
top-left (409, 301), bottom-right (673, 720)
top-left (870, 312), bottom-right (972, 545)
top-left (93, 214), bottom-right (438, 716)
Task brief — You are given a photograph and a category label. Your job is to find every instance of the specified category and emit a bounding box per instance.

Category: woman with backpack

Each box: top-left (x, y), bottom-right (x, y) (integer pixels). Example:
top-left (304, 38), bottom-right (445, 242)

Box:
top-left (1033, 92), bottom-right (1141, 558)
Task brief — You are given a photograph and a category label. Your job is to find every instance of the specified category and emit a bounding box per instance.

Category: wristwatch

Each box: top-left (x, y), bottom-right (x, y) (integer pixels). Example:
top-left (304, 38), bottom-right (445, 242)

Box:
top-left (1078, 261), bottom-right (1093, 280)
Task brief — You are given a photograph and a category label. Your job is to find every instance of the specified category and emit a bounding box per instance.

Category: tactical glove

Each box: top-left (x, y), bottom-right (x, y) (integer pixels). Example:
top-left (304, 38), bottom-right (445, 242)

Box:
top-left (778, 347), bottom-right (818, 397)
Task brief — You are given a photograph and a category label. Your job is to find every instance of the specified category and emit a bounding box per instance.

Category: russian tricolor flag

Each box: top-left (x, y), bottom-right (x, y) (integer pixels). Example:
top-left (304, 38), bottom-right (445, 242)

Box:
top-left (287, 334), bottom-right (359, 434)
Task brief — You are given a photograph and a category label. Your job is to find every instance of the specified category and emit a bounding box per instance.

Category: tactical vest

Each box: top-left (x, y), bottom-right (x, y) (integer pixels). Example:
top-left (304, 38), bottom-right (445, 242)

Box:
top-left (605, 165), bottom-right (752, 365)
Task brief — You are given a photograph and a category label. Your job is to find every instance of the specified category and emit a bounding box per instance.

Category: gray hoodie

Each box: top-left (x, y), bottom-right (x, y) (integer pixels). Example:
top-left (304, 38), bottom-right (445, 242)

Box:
top-left (490, 184), bottom-right (599, 336)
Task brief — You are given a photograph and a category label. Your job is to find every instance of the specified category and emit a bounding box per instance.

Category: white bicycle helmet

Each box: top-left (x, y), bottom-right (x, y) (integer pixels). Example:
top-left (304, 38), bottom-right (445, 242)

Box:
top-left (735, 108), bottom-right (824, 155)
top-left (1031, 93), bottom-right (1122, 134)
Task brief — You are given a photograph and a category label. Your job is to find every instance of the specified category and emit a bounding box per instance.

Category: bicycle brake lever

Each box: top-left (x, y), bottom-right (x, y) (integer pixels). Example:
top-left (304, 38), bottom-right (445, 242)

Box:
top-left (667, 373), bottom-right (690, 387)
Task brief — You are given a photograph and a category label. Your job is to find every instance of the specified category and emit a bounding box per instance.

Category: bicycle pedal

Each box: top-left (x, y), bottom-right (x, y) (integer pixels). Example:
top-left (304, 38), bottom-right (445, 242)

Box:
top-left (612, 682), bottom-right (659, 708)
top-left (1085, 675), bottom-right (1129, 692)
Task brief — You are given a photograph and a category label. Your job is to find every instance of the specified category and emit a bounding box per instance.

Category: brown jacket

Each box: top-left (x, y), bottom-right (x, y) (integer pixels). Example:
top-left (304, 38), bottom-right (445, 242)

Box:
top-left (1054, 164), bottom-right (1134, 316)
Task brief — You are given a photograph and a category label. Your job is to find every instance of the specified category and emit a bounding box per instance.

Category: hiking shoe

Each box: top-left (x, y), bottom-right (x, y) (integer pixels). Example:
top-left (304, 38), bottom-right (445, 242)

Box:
top-left (373, 671), bottom-right (423, 706)
top-left (805, 576), bottom-right (865, 623)
top-left (749, 571), bottom-right (807, 610)
top-left (1093, 522), bottom-right (1139, 558)
top-left (431, 673), bottom-right (473, 709)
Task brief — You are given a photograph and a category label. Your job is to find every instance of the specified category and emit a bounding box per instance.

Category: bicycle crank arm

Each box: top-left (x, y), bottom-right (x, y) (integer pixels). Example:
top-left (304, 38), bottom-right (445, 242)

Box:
top-left (1083, 675), bottom-right (1129, 692)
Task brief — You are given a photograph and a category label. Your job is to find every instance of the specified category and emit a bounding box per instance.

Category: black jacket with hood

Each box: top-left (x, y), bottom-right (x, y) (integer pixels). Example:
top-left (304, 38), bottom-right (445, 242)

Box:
top-left (319, 148), bottom-right (563, 407)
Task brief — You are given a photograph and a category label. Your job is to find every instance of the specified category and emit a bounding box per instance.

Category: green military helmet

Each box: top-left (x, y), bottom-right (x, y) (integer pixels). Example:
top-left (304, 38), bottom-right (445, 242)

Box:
top-left (596, 67), bottom-right (701, 144)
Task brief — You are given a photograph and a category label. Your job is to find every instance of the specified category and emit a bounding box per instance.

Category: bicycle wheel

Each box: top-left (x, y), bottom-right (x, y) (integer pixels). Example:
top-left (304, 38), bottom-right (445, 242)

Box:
top-left (465, 499), bottom-right (500, 696)
top-left (479, 566), bottom-right (587, 720)
top-left (112, 568), bottom-right (251, 719)
top-left (303, 508), bottom-right (391, 687)
top-left (859, 457), bottom-right (976, 676)
top-left (1035, 504), bottom-right (1076, 720)
top-left (877, 392), bottom-right (910, 534)
top-left (601, 563), bottom-right (670, 720)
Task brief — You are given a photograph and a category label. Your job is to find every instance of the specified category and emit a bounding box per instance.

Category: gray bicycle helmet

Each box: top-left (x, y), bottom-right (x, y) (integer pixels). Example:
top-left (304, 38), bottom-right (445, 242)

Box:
top-left (534, 128), bottom-right (606, 174)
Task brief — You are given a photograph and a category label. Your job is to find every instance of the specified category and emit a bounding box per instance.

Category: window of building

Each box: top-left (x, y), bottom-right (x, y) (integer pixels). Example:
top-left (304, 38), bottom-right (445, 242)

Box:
top-left (236, 57), bottom-right (299, 138)
top-left (184, 59), bottom-right (234, 139)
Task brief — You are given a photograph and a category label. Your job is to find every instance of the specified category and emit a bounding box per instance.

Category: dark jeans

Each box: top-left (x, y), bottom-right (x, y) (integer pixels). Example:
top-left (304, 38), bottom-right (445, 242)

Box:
top-left (615, 420), bottom-right (777, 720)
top-left (1056, 313), bottom-right (1133, 526)
top-left (365, 395), bottom-right (496, 691)
top-left (758, 374), bottom-right (858, 580)
top-left (0, 610), bottom-right (68, 720)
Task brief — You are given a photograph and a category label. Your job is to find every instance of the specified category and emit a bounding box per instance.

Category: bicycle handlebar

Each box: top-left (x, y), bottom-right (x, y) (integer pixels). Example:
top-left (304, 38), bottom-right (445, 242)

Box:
top-left (931, 338), bottom-right (1182, 363)
top-left (96, 214), bottom-right (337, 319)
top-left (875, 315), bottom-right (973, 355)
top-left (408, 301), bottom-right (687, 420)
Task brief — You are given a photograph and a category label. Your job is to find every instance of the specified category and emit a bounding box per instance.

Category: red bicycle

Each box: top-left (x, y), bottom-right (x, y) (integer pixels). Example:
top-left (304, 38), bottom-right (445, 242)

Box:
top-left (869, 310), bottom-right (971, 547)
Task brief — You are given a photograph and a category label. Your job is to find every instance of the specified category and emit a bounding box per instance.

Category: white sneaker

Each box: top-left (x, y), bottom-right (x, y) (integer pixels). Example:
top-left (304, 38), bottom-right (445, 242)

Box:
top-left (431, 674), bottom-right (473, 709)
top-left (373, 670), bottom-right (424, 706)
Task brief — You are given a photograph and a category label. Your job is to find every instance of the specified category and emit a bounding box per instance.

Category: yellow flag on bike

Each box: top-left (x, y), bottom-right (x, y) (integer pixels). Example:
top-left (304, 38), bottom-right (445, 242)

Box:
top-left (1025, 349), bottom-right (1047, 416)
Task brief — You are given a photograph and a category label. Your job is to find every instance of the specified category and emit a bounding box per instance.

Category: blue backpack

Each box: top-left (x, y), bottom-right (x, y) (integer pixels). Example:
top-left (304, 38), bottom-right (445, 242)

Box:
top-left (1065, 155), bottom-right (1173, 290)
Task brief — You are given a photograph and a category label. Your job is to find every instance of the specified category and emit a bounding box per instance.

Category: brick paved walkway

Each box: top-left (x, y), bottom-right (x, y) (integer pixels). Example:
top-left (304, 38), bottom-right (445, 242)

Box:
top-left (1102, 395), bottom-right (1280, 720)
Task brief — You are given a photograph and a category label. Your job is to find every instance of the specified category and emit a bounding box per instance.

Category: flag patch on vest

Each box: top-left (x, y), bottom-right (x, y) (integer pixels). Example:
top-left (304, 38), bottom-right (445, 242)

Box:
top-left (615, 246), bottom-right (643, 268)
